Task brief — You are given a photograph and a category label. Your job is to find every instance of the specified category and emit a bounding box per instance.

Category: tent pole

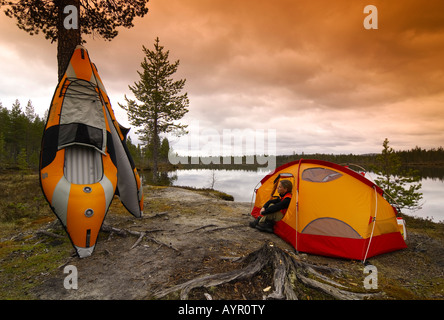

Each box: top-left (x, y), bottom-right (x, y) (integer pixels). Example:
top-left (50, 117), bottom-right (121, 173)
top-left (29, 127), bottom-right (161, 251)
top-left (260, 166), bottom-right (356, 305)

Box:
top-left (249, 181), bottom-right (261, 213)
top-left (363, 186), bottom-right (378, 263)
top-left (295, 159), bottom-right (303, 254)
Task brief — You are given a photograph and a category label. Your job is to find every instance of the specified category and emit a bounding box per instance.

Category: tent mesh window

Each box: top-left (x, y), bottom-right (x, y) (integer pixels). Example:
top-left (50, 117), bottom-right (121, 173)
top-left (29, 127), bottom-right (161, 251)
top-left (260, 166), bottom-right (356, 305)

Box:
top-left (302, 167), bottom-right (342, 183)
top-left (58, 123), bottom-right (104, 151)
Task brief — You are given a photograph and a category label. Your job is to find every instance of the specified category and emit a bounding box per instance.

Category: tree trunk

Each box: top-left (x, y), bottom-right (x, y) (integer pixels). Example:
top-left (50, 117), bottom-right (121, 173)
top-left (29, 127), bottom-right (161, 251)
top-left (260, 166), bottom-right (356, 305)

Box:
top-left (57, 0), bottom-right (81, 81)
top-left (152, 112), bottom-right (159, 183)
top-left (154, 243), bottom-right (381, 300)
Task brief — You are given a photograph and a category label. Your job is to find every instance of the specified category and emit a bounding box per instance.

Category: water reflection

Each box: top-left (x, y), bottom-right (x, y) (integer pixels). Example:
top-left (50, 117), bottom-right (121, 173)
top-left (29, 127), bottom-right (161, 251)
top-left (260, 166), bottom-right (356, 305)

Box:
top-left (141, 170), bottom-right (178, 186)
top-left (405, 165), bottom-right (444, 181)
top-left (409, 178), bottom-right (444, 222)
top-left (140, 169), bottom-right (261, 201)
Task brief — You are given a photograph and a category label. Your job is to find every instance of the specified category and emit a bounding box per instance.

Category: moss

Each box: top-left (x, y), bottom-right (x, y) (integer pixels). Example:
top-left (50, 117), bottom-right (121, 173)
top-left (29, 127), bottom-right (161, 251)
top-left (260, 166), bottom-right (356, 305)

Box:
top-left (0, 173), bottom-right (73, 299)
top-left (0, 238), bottom-right (72, 299)
top-left (144, 198), bottom-right (173, 213)
top-left (0, 173), bottom-right (51, 223)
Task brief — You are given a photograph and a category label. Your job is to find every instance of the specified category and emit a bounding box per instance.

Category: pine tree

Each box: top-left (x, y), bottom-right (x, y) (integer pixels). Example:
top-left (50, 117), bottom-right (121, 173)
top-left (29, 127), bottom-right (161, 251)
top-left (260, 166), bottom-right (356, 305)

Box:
top-left (159, 137), bottom-right (170, 163)
top-left (17, 147), bottom-right (29, 176)
top-left (8, 99), bottom-right (26, 162)
top-left (373, 138), bottom-right (423, 211)
top-left (126, 136), bottom-right (142, 167)
top-left (120, 37), bottom-right (189, 182)
top-left (1, 0), bottom-right (149, 80)
top-left (0, 132), bottom-right (6, 169)
top-left (25, 99), bottom-right (36, 122)
top-left (0, 99), bottom-right (45, 170)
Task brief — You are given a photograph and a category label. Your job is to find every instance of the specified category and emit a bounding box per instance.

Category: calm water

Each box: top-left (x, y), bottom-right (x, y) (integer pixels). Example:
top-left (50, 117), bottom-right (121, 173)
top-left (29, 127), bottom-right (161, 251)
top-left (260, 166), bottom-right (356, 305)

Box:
top-left (145, 168), bottom-right (444, 223)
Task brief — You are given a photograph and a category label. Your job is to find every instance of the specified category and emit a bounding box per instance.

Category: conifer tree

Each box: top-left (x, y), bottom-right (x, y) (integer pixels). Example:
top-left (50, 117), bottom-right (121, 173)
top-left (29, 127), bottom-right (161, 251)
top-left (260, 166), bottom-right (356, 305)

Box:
top-left (25, 99), bottom-right (36, 122)
top-left (0, 99), bottom-right (45, 170)
top-left (9, 99), bottom-right (26, 161)
top-left (0, 132), bottom-right (6, 169)
top-left (17, 147), bottom-right (29, 176)
top-left (120, 37), bottom-right (189, 181)
top-left (1, 0), bottom-right (149, 80)
top-left (373, 138), bottom-right (423, 211)
top-left (159, 137), bottom-right (170, 163)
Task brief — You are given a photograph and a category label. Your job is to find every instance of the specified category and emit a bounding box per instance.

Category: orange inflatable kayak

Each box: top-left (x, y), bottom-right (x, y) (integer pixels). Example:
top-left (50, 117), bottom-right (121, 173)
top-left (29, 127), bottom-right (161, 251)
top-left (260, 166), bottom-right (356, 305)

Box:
top-left (39, 45), bottom-right (143, 258)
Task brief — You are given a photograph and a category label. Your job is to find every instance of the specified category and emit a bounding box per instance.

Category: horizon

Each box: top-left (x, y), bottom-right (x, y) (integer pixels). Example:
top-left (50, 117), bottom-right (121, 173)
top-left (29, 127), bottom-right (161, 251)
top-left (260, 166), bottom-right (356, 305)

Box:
top-left (165, 146), bottom-right (443, 159)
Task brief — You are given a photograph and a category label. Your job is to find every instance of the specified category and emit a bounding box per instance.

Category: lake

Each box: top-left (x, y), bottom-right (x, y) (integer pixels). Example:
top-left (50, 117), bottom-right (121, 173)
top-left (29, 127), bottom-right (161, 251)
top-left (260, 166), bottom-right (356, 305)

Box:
top-left (143, 168), bottom-right (444, 223)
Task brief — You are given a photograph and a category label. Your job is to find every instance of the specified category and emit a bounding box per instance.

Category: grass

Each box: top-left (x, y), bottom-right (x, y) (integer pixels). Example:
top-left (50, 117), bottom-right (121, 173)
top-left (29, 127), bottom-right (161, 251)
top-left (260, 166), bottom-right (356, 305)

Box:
top-left (402, 213), bottom-right (444, 239)
top-left (0, 172), bottom-right (73, 299)
top-left (0, 173), bottom-right (50, 224)
top-left (0, 239), bottom-right (72, 299)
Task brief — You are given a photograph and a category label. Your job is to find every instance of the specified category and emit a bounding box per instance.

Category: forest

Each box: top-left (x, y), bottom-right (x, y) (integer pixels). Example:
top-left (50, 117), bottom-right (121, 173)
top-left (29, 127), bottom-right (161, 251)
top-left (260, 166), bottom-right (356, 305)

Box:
top-left (1, 99), bottom-right (443, 172)
top-left (0, 100), bottom-right (45, 171)
top-left (275, 146), bottom-right (444, 169)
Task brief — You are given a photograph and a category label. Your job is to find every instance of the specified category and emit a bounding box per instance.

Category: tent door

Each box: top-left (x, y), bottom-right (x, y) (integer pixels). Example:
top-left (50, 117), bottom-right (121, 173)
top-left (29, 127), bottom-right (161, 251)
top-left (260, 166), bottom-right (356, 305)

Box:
top-left (270, 173), bottom-right (295, 199)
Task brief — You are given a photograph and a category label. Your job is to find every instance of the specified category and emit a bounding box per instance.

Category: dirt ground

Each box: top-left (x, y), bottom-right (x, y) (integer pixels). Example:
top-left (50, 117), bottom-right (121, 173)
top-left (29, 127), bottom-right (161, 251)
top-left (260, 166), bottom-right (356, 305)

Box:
top-left (29, 186), bottom-right (444, 300)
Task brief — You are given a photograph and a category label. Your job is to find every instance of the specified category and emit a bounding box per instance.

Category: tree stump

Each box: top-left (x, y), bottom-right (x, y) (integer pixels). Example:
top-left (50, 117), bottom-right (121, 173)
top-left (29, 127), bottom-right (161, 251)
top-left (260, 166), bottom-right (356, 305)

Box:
top-left (155, 243), bottom-right (380, 300)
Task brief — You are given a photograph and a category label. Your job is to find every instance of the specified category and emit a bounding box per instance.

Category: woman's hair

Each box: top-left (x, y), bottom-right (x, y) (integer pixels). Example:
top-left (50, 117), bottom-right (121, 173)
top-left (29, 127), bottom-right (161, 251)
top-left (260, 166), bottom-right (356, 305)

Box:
top-left (279, 180), bottom-right (293, 193)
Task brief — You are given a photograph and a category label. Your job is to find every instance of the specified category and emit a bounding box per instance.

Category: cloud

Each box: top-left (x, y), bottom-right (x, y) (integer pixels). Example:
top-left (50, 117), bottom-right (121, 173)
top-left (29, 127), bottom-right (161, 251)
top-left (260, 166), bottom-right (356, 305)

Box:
top-left (1, 0), bottom-right (444, 155)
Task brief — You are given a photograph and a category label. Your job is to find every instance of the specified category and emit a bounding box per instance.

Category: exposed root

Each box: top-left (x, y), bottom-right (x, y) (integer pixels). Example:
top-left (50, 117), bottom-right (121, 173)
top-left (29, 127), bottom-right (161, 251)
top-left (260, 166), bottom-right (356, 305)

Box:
top-left (183, 224), bottom-right (245, 234)
top-left (155, 243), bottom-right (381, 300)
top-left (130, 232), bottom-right (145, 250)
top-left (100, 224), bottom-right (180, 253)
top-left (35, 230), bottom-right (65, 239)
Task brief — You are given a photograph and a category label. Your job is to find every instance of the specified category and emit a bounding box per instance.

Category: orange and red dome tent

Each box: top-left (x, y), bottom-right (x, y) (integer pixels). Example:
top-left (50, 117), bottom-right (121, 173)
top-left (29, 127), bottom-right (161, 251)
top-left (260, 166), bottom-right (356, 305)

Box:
top-left (251, 159), bottom-right (407, 261)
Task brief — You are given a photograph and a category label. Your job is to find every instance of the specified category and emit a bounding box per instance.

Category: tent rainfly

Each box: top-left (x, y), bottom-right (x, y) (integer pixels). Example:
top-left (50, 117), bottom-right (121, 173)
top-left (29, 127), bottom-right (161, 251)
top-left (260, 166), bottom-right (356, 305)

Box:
top-left (251, 159), bottom-right (407, 261)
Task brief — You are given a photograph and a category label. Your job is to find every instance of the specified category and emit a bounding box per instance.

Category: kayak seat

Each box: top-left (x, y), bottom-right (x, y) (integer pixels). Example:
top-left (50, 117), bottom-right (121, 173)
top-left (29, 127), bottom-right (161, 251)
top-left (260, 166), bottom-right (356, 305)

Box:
top-left (64, 145), bottom-right (103, 185)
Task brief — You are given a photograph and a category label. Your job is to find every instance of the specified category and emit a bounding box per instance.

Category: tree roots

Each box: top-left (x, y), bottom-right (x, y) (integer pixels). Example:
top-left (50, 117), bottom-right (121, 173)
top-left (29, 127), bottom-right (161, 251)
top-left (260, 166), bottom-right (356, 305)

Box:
top-left (155, 243), bottom-right (380, 300)
top-left (100, 224), bottom-right (180, 253)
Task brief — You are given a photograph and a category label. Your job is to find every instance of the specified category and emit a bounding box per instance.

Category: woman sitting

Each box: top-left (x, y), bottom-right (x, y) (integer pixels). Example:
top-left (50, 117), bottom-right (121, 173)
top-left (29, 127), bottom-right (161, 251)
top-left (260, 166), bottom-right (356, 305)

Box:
top-left (250, 180), bottom-right (293, 233)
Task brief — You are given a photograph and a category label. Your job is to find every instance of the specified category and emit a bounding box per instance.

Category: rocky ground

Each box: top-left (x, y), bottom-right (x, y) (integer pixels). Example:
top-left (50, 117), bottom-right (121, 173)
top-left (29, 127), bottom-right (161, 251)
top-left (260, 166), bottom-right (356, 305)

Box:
top-left (1, 182), bottom-right (443, 300)
top-left (31, 186), bottom-right (444, 300)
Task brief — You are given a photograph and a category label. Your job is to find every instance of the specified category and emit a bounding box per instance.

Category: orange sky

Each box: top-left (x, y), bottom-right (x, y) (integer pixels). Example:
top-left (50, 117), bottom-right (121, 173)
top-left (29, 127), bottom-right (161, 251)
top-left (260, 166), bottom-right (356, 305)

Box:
top-left (1, 0), bottom-right (444, 155)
